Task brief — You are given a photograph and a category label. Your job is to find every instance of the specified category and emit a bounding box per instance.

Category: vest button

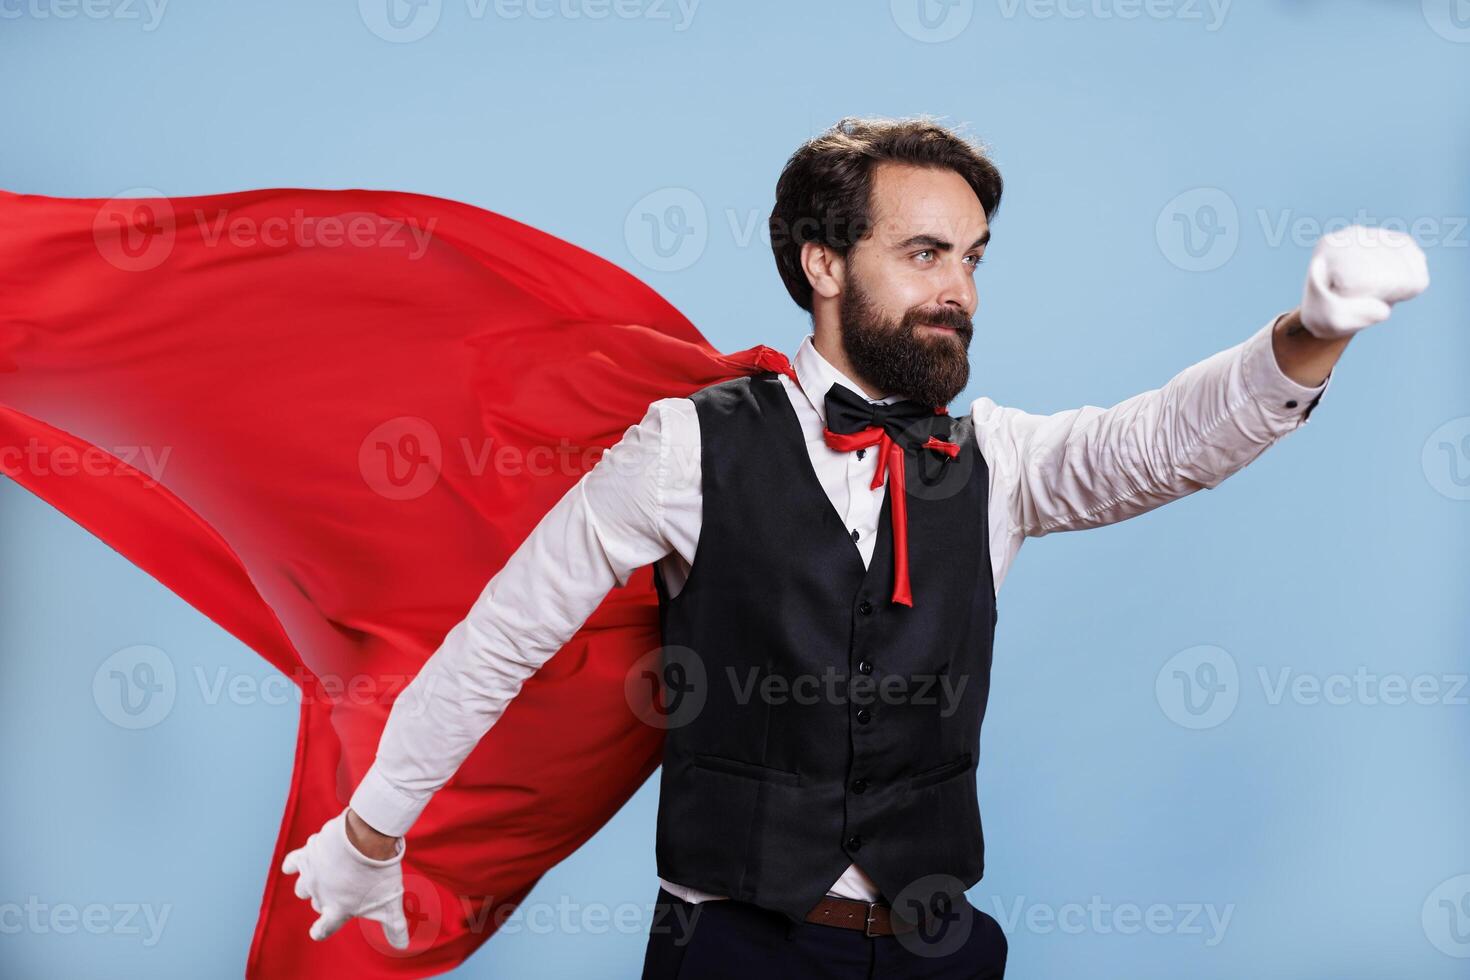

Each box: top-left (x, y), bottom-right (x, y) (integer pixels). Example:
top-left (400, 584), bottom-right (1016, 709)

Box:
top-left (855, 707), bottom-right (872, 724)
top-left (846, 835), bottom-right (863, 851)
top-left (851, 778), bottom-right (869, 794)
top-left (858, 600), bottom-right (873, 616)
top-left (857, 661), bottom-right (873, 675)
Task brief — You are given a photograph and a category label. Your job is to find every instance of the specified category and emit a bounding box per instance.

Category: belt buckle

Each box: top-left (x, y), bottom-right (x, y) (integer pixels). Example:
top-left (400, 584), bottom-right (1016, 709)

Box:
top-left (863, 901), bottom-right (882, 937)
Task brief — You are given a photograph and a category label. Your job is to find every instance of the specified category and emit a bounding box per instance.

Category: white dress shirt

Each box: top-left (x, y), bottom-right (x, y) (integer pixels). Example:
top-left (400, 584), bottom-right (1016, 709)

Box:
top-left (349, 310), bottom-right (1331, 907)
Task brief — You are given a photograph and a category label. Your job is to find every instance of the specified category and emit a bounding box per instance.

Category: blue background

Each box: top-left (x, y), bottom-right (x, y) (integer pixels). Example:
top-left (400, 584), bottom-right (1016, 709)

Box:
top-left (2, 1), bottom-right (1467, 976)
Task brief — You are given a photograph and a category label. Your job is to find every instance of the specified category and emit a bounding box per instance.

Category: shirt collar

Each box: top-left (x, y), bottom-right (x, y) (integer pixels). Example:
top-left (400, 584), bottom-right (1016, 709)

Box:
top-left (792, 334), bottom-right (898, 426)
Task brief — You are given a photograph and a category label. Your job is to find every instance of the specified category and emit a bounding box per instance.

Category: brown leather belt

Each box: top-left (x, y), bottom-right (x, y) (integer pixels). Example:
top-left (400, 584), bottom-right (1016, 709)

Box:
top-left (805, 895), bottom-right (916, 936)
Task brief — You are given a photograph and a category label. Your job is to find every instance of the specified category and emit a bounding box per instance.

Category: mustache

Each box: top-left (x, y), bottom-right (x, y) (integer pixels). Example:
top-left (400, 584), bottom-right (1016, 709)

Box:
top-left (905, 308), bottom-right (973, 338)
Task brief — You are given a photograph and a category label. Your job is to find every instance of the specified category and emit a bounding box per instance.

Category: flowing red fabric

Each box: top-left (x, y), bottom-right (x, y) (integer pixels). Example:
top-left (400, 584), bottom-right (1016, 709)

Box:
top-left (0, 187), bottom-right (795, 978)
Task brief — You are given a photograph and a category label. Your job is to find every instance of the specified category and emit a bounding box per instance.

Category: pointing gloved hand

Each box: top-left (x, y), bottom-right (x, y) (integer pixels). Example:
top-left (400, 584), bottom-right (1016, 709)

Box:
top-left (280, 806), bottom-right (410, 949)
top-left (1299, 225), bottom-right (1430, 339)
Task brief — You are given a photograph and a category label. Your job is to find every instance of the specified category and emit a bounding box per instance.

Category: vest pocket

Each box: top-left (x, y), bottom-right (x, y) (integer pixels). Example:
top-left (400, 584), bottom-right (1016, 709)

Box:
top-left (691, 752), bottom-right (803, 787)
top-left (907, 751), bottom-right (973, 790)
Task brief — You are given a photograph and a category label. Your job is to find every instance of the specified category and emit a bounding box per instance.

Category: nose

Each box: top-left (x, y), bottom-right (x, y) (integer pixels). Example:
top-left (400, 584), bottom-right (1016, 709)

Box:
top-left (935, 260), bottom-right (976, 317)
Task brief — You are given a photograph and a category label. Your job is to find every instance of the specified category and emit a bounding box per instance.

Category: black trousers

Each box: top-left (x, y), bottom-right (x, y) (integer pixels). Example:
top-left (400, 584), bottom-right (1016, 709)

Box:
top-left (641, 887), bottom-right (1007, 979)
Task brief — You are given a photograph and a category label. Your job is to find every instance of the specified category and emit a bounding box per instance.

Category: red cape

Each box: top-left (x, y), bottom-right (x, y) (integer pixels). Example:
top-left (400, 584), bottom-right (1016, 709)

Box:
top-left (0, 187), bottom-right (795, 977)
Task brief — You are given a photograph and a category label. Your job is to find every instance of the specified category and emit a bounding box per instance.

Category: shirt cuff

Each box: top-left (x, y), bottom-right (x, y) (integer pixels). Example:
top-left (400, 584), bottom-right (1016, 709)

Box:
top-left (1239, 310), bottom-right (1332, 430)
top-left (347, 763), bottom-right (425, 839)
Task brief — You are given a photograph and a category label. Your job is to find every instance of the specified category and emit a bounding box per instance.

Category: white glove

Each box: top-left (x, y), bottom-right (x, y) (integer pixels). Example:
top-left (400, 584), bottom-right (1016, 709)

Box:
top-left (280, 807), bottom-right (410, 949)
top-left (1299, 225), bottom-right (1430, 339)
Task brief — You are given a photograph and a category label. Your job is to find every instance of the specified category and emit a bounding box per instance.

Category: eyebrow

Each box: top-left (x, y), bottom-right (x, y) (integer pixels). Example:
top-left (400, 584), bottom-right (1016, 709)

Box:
top-left (893, 230), bottom-right (991, 252)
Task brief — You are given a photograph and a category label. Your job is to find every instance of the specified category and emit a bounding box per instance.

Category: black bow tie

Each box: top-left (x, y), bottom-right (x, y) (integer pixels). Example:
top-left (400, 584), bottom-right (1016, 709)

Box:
top-left (820, 382), bottom-right (961, 609)
top-left (822, 383), bottom-right (951, 449)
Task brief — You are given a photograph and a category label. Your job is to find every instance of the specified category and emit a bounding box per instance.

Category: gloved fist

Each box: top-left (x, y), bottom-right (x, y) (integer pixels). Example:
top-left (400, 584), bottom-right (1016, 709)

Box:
top-left (280, 807), bottom-right (410, 949)
top-left (1300, 225), bottom-right (1430, 339)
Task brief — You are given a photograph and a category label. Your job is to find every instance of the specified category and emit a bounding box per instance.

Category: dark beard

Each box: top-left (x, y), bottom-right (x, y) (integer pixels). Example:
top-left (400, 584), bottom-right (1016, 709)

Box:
top-left (837, 271), bottom-right (973, 408)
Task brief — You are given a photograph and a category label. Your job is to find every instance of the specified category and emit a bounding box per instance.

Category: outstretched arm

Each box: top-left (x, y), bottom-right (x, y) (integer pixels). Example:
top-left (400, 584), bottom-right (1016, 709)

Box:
top-left (972, 307), bottom-right (1328, 541)
top-left (974, 225), bottom-right (1429, 546)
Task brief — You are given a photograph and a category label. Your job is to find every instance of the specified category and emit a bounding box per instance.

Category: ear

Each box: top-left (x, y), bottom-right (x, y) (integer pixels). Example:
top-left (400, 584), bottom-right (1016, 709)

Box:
top-left (801, 241), bottom-right (845, 303)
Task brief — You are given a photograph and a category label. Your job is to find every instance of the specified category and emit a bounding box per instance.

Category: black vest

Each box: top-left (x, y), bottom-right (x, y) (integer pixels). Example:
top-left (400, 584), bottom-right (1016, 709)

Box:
top-left (650, 370), bottom-right (998, 927)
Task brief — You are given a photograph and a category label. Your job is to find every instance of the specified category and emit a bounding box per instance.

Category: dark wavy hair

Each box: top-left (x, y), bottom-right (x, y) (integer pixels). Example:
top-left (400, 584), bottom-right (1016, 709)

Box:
top-left (769, 115), bottom-right (1004, 312)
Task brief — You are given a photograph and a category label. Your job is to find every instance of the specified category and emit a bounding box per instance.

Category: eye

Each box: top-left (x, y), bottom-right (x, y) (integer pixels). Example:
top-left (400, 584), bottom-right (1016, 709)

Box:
top-left (964, 253), bottom-right (985, 269)
top-left (914, 249), bottom-right (935, 263)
